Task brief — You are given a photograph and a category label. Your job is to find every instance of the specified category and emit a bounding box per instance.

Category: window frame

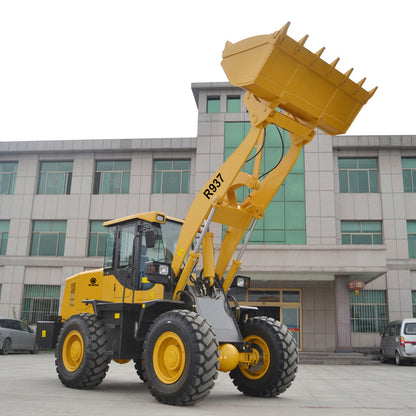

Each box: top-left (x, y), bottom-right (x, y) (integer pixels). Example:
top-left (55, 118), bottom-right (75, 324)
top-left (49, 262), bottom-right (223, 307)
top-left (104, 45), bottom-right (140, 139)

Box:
top-left (402, 157), bottom-right (416, 192)
top-left (88, 220), bottom-right (108, 257)
top-left (93, 160), bottom-right (131, 195)
top-left (30, 220), bottom-right (67, 256)
top-left (341, 220), bottom-right (383, 245)
top-left (350, 290), bottom-right (387, 333)
top-left (0, 161), bottom-right (18, 195)
top-left (37, 161), bottom-right (73, 195)
top-left (0, 220), bottom-right (9, 255)
top-left (338, 158), bottom-right (379, 193)
top-left (152, 159), bottom-right (191, 194)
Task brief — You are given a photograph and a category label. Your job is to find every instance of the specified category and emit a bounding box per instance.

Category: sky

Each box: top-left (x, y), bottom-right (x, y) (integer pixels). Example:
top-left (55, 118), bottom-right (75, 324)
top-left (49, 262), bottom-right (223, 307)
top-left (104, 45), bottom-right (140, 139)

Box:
top-left (0, 0), bottom-right (415, 142)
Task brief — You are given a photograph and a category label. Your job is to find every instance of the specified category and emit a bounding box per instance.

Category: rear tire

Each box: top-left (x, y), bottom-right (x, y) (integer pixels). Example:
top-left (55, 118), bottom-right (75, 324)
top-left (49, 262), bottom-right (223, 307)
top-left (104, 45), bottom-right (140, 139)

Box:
top-left (230, 316), bottom-right (298, 397)
top-left (55, 313), bottom-right (110, 389)
top-left (395, 351), bottom-right (403, 366)
top-left (142, 309), bottom-right (218, 406)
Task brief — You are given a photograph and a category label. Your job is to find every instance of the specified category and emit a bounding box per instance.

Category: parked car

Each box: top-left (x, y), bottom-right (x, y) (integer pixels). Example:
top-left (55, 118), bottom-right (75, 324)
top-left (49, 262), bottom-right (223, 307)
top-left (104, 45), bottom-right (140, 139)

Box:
top-left (380, 318), bottom-right (416, 365)
top-left (0, 318), bottom-right (38, 355)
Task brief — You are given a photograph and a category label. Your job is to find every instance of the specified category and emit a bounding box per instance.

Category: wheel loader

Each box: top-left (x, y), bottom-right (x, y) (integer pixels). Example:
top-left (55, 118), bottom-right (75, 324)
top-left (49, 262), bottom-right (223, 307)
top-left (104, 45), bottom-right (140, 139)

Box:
top-left (36, 22), bottom-right (376, 405)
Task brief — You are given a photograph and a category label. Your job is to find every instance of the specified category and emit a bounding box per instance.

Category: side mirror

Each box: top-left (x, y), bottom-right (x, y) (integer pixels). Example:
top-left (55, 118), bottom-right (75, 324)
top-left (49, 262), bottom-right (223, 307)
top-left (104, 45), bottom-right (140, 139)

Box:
top-left (145, 229), bottom-right (155, 248)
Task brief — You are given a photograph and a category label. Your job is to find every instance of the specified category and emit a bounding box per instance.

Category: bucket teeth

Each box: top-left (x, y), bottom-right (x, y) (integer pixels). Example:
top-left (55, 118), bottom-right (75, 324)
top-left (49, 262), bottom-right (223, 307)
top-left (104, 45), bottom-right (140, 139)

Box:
top-left (312, 47), bottom-right (325, 65)
top-left (344, 68), bottom-right (354, 77)
top-left (296, 35), bottom-right (309, 52)
top-left (276, 21), bottom-right (291, 44)
top-left (358, 78), bottom-right (366, 87)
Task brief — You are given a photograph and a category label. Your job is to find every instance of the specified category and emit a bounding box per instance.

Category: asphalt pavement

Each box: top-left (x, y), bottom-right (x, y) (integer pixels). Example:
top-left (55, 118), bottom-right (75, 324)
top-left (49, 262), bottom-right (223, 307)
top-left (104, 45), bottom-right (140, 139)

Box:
top-left (1, 352), bottom-right (415, 416)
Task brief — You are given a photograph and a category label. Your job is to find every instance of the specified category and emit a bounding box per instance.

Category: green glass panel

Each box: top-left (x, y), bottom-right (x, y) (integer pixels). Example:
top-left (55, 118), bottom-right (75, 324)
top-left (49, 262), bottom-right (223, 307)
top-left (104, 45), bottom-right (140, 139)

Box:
top-left (407, 221), bottom-right (416, 233)
top-left (46, 173), bottom-right (65, 194)
top-left (264, 202), bottom-right (284, 229)
top-left (57, 161), bottom-right (73, 171)
top-left (284, 174), bottom-right (305, 202)
top-left (413, 170), bottom-right (416, 192)
top-left (154, 160), bottom-right (171, 170)
top-left (358, 158), bottom-right (377, 169)
top-left (122, 172), bottom-right (130, 193)
top-left (0, 221), bottom-right (9, 232)
top-left (207, 97), bottom-right (220, 113)
top-left (351, 234), bottom-right (372, 244)
top-left (224, 123), bottom-right (246, 148)
top-left (357, 170), bottom-right (369, 192)
top-left (369, 170), bottom-right (379, 192)
top-left (339, 170), bottom-right (349, 192)
top-left (264, 229), bottom-right (285, 243)
top-left (97, 234), bottom-right (107, 256)
top-left (291, 150), bottom-right (304, 173)
top-left (409, 234), bottom-right (416, 259)
top-left (338, 158), bottom-right (357, 169)
top-left (38, 234), bottom-right (58, 255)
top-left (0, 233), bottom-right (8, 255)
top-left (30, 233), bottom-right (39, 255)
top-left (38, 173), bottom-right (46, 193)
top-left (181, 171), bottom-right (190, 193)
top-left (348, 170), bottom-right (359, 192)
top-left (90, 221), bottom-right (106, 232)
top-left (96, 161), bottom-right (114, 171)
top-left (402, 158), bottom-right (416, 169)
top-left (162, 171), bottom-right (181, 193)
top-left (285, 229), bottom-right (306, 244)
top-left (362, 221), bottom-right (382, 232)
top-left (173, 160), bottom-right (190, 170)
top-left (373, 234), bottom-right (383, 244)
top-left (285, 202), bottom-right (305, 230)
top-left (114, 160), bottom-right (130, 171)
top-left (342, 234), bottom-right (351, 244)
top-left (51, 221), bottom-right (66, 232)
top-left (41, 161), bottom-right (57, 172)
top-left (8, 173), bottom-right (16, 194)
top-left (412, 290), bottom-right (416, 304)
top-left (403, 170), bottom-right (412, 192)
top-left (153, 171), bottom-right (161, 193)
top-left (88, 234), bottom-right (97, 256)
top-left (1, 162), bottom-right (17, 172)
top-left (341, 221), bottom-right (360, 232)
top-left (227, 97), bottom-right (240, 113)
top-left (58, 233), bottom-right (66, 256)
top-left (102, 172), bottom-right (121, 194)
top-left (33, 221), bottom-right (50, 232)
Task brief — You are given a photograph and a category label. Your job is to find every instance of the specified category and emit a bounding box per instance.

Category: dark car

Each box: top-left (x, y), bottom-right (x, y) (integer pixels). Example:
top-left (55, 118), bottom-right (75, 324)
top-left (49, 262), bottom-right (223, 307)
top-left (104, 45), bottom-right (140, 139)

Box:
top-left (0, 318), bottom-right (38, 355)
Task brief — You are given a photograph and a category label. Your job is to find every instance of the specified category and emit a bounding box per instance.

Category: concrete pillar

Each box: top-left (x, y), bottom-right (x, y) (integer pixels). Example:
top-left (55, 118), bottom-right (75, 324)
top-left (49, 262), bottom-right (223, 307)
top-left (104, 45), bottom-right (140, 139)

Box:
top-left (334, 275), bottom-right (352, 351)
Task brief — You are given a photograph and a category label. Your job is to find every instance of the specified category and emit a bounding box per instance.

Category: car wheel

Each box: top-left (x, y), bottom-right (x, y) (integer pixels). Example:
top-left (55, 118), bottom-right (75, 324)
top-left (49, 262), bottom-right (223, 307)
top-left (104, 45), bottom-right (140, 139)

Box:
top-left (0, 338), bottom-right (11, 355)
top-left (379, 350), bottom-right (387, 363)
top-left (395, 351), bottom-right (403, 366)
top-left (30, 345), bottom-right (39, 354)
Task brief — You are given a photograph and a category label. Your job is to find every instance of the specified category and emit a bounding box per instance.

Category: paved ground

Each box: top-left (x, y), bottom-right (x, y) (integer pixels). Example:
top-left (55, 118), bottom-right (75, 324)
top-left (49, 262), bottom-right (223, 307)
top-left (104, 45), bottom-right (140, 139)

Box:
top-left (1, 352), bottom-right (415, 416)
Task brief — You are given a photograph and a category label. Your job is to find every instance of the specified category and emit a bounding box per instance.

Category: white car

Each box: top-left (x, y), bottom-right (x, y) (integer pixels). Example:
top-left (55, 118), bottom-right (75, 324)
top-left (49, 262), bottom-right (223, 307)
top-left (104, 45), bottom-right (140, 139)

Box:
top-left (0, 318), bottom-right (38, 355)
top-left (380, 318), bottom-right (416, 365)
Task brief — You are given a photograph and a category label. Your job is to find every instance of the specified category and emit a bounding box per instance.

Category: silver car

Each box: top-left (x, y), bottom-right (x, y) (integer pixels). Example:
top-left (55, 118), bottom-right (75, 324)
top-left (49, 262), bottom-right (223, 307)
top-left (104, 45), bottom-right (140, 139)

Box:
top-left (380, 318), bottom-right (416, 365)
top-left (0, 318), bottom-right (38, 355)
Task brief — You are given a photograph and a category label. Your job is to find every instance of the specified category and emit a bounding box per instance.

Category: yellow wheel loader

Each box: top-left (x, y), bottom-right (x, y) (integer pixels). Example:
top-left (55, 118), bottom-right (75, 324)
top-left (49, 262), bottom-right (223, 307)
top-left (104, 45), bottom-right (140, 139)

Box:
top-left (37, 22), bottom-right (376, 405)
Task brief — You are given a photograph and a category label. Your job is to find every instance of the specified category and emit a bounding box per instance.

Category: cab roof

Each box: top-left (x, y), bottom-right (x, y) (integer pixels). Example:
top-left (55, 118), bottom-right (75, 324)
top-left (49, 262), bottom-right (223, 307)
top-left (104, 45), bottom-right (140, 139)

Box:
top-left (103, 211), bottom-right (183, 227)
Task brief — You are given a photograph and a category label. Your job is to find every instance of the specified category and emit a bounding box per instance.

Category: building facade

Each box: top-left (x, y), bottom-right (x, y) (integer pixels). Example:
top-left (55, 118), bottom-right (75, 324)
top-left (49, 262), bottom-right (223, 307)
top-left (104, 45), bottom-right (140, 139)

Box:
top-left (1, 82), bottom-right (416, 351)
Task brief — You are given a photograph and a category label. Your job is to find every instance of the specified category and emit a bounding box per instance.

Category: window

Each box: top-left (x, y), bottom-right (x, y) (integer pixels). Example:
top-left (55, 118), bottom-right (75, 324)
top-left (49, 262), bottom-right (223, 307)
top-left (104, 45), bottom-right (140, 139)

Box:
top-left (207, 96), bottom-right (220, 113)
top-left (0, 220), bottom-right (9, 255)
top-left (227, 96), bottom-right (240, 113)
top-left (30, 220), bottom-right (66, 256)
top-left (408, 221), bottom-right (416, 259)
top-left (402, 158), bottom-right (416, 192)
top-left (104, 226), bottom-right (116, 269)
top-left (21, 285), bottom-right (60, 324)
top-left (88, 221), bottom-right (107, 256)
top-left (338, 158), bottom-right (379, 193)
top-left (37, 161), bottom-right (73, 194)
top-left (412, 291), bottom-right (416, 318)
top-left (119, 224), bottom-right (136, 267)
top-left (224, 122), bottom-right (306, 244)
top-left (350, 290), bottom-right (387, 333)
top-left (153, 160), bottom-right (191, 194)
top-left (93, 160), bottom-right (130, 194)
top-left (0, 162), bottom-right (17, 194)
top-left (0, 284), bottom-right (2, 300)
top-left (341, 220), bottom-right (382, 244)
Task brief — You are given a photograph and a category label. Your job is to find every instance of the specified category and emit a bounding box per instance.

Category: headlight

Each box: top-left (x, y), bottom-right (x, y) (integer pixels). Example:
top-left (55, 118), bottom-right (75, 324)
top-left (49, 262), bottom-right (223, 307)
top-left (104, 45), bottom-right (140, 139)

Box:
top-left (159, 264), bottom-right (169, 275)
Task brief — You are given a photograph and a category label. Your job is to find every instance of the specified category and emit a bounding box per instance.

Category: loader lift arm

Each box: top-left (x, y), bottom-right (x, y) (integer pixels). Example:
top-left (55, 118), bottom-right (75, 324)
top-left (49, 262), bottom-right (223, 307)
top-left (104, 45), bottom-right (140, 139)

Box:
top-left (172, 21), bottom-right (376, 298)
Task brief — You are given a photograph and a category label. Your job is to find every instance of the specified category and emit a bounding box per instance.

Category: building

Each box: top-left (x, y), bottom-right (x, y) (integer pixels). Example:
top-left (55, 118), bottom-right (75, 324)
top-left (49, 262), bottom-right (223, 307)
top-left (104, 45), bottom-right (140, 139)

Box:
top-left (1, 82), bottom-right (416, 351)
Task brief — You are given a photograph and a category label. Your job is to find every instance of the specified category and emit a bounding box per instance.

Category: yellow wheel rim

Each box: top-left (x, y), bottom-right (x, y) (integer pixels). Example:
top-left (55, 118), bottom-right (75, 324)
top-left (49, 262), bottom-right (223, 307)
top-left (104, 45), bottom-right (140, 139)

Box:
top-left (240, 334), bottom-right (270, 380)
top-left (153, 331), bottom-right (186, 384)
top-left (62, 330), bottom-right (84, 372)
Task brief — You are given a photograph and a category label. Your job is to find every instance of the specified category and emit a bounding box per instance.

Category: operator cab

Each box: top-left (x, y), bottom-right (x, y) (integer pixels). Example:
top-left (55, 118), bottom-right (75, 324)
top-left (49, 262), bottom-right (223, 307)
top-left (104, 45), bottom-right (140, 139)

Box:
top-left (102, 212), bottom-right (183, 298)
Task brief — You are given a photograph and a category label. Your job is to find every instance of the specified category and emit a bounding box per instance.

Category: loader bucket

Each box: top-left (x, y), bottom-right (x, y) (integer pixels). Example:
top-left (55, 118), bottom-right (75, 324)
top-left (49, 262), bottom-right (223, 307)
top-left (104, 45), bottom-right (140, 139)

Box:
top-left (221, 22), bottom-right (377, 135)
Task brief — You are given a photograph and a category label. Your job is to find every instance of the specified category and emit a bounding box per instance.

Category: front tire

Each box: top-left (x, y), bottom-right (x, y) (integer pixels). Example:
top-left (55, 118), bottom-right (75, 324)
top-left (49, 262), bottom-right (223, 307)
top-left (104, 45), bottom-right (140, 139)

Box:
top-left (0, 338), bottom-right (11, 355)
top-left (55, 313), bottom-right (111, 389)
top-left (142, 309), bottom-right (219, 406)
top-left (230, 316), bottom-right (298, 397)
